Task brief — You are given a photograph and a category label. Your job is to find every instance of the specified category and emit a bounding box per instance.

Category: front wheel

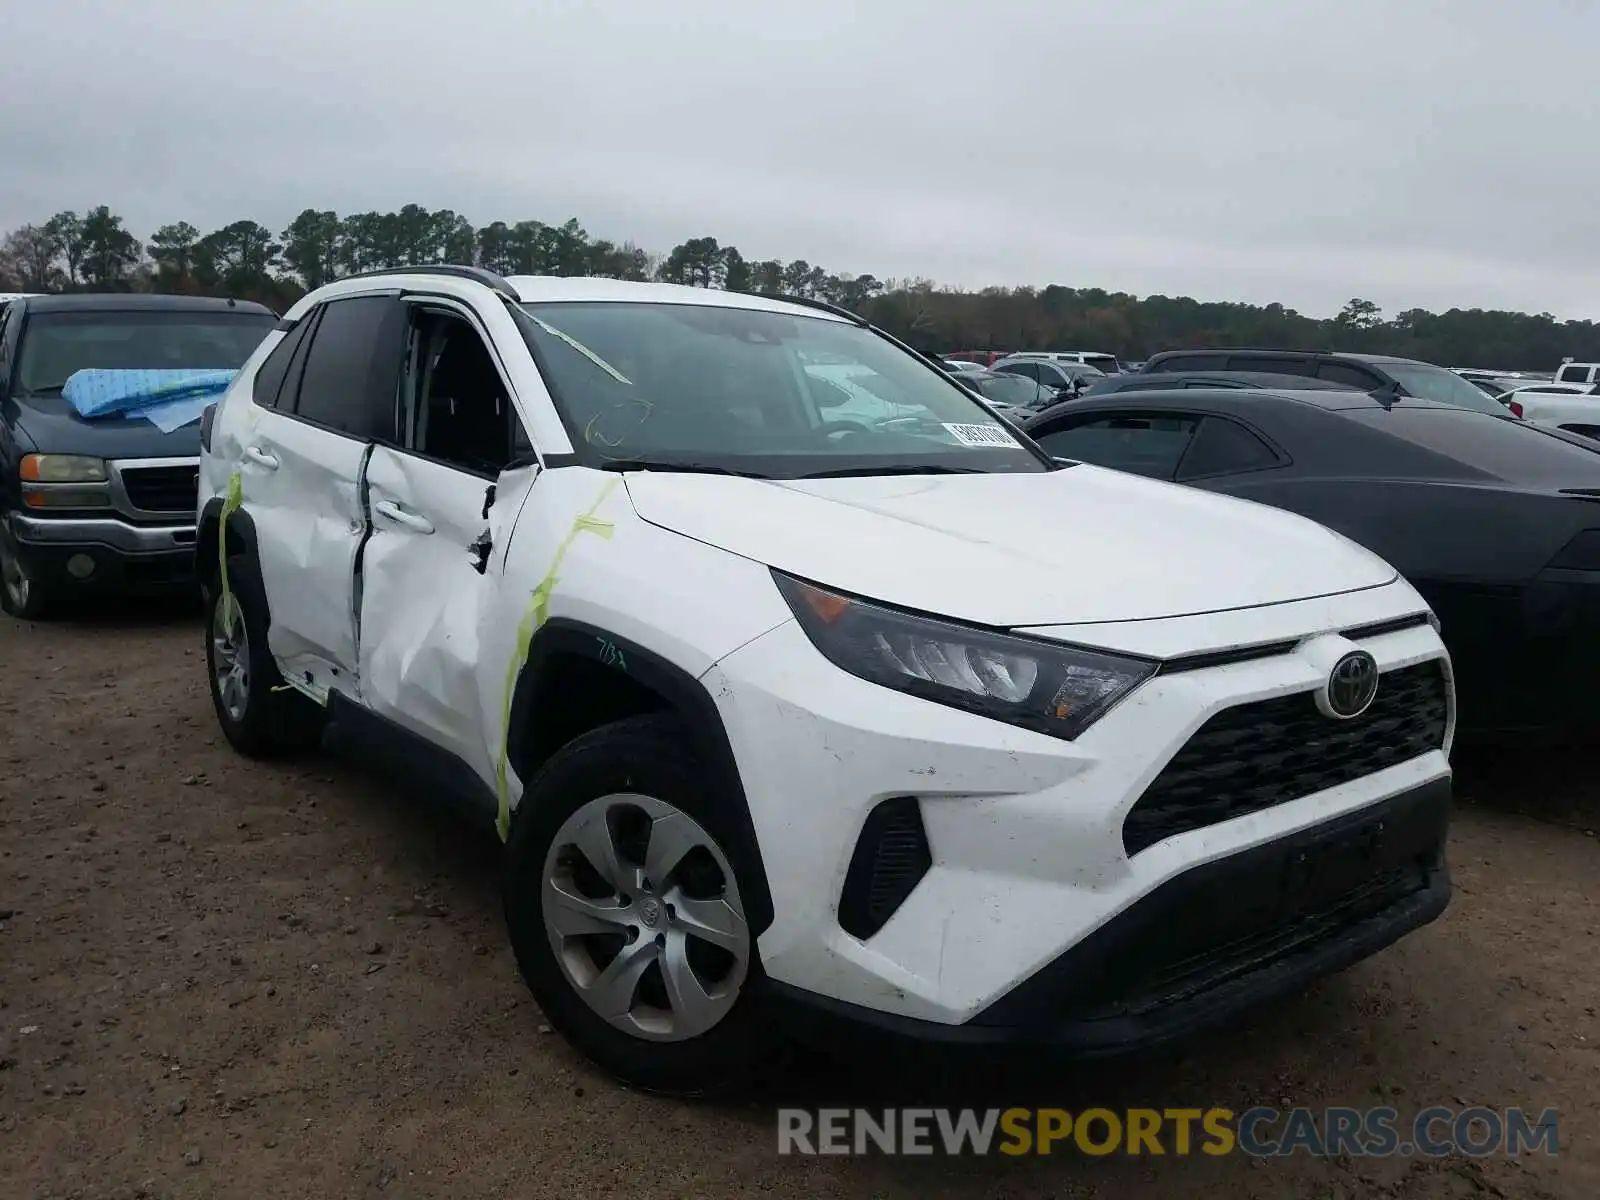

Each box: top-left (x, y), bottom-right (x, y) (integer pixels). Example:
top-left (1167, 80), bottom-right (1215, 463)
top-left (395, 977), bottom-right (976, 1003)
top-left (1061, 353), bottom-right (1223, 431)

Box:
top-left (503, 714), bottom-right (768, 1096)
top-left (0, 527), bottom-right (55, 620)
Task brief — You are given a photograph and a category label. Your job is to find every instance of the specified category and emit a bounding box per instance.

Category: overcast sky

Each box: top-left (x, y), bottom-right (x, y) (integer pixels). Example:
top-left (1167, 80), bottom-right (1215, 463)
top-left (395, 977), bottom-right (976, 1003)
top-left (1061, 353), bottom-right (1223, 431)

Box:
top-left (3, 0), bottom-right (1595, 318)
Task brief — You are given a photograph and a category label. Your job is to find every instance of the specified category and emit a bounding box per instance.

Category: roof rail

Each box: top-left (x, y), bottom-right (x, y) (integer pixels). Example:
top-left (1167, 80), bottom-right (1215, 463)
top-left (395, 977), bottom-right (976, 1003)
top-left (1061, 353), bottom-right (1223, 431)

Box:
top-left (340, 264), bottom-right (520, 303)
top-left (762, 292), bottom-right (869, 326)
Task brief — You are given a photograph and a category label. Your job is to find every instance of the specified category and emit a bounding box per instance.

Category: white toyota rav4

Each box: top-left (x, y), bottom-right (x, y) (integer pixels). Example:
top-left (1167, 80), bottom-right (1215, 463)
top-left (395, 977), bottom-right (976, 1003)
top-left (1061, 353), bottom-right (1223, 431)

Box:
top-left (196, 268), bottom-right (1455, 1094)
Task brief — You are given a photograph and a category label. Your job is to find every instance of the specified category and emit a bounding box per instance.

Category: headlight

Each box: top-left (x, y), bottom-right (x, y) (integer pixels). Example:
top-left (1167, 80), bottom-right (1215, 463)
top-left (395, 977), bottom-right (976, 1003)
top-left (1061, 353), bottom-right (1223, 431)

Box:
top-left (20, 454), bottom-right (108, 483)
top-left (773, 571), bottom-right (1156, 740)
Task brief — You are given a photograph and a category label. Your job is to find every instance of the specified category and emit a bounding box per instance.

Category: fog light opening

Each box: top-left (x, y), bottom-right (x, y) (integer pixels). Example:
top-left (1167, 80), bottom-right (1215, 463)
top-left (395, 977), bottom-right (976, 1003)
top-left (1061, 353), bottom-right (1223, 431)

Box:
top-left (66, 554), bottom-right (96, 580)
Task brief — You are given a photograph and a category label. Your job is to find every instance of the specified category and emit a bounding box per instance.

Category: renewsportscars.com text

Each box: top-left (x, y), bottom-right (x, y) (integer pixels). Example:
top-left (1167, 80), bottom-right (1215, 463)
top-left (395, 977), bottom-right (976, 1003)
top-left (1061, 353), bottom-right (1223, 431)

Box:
top-left (776, 1106), bottom-right (1559, 1157)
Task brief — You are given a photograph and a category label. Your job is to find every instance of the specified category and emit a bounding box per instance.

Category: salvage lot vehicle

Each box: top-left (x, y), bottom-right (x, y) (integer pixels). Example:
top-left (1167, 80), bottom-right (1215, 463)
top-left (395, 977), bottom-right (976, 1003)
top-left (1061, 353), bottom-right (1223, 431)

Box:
top-left (1021, 385), bottom-right (1600, 742)
top-left (1138, 348), bottom-right (1511, 416)
top-left (1500, 382), bottom-right (1600, 439)
top-left (198, 267), bottom-right (1454, 1095)
top-left (0, 293), bottom-right (278, 618)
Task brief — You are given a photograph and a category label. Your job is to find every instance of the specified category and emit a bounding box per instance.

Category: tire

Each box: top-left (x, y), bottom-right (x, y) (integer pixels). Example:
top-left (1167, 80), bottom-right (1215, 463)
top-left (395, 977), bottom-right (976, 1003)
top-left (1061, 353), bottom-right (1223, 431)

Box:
top-left (0, 527), bottom-right (56, 620)
top-left (204, 552), bottom-right (325, 759)
top-left (504, 714), bottom-right (770, 1096)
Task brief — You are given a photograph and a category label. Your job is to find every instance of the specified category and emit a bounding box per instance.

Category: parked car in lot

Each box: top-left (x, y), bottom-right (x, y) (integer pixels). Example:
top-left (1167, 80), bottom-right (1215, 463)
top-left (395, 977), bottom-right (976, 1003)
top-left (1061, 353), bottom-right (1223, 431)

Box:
top-left (991, 354), bottom-right (1105, 399)
top-left (1020, 384), bottom-right (1600, 742)
top-left (1082, 370), bottom-right (1353, 397)
top-left (1006, 350), bottom-right (1125, 375)
top-left (0, 293), bottom-right (278, 618)
top-left (199, 267), bottom-right (1453, 1095)
top-left (1498, 383), bottom-right (1600, 438)
top-left (957, 367), bottom-right (1067, 417)
top-left (1138, 349), bottom-right (1510, 416)
top-left (1553, 361), bottom-right (1600, 386)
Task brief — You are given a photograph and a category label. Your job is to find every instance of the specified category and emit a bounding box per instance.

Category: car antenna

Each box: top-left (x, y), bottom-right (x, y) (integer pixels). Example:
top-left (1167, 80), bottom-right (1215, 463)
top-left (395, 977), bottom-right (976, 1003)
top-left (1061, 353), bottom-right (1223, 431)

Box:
top-left (1368, 380), bottom-right (1402, 409)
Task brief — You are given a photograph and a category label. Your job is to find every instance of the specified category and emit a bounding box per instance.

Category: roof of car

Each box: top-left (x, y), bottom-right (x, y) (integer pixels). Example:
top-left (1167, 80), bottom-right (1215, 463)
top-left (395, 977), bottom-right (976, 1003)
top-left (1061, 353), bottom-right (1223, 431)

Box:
top-left (289, 270), bottom-right (851, 324)
top-left (1147, 347), bottom-right (1434, 368)
top-left (1022, 386), bottom-right (1468, 426)
top-left (20, 293), bottom-right (276, 315)
top-left (505, 275), bottom-right (848, 319)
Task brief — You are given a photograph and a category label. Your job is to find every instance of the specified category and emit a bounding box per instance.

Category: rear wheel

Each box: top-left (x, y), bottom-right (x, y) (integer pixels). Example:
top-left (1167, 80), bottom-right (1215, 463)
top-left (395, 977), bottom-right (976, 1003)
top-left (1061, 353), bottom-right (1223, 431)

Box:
top-left (204, 553), bottom-right (325, 758)
top-left (504, 715), bottom-right (768, 1096)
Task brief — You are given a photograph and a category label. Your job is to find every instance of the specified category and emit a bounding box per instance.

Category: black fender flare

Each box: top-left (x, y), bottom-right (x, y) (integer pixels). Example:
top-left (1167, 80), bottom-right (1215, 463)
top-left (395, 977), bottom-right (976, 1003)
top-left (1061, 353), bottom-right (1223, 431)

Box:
top-left (196, 494), bottom-right (264, 591)
top-left (506, 618), bottom-right (775, 935)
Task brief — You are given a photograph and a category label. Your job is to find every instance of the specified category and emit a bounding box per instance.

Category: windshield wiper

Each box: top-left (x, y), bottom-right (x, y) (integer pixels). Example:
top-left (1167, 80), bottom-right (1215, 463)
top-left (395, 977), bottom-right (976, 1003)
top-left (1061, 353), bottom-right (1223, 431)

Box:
top-left (596, 458), bottom-right (770, 479)
top-left (794, 464), bottom-right (988, 479)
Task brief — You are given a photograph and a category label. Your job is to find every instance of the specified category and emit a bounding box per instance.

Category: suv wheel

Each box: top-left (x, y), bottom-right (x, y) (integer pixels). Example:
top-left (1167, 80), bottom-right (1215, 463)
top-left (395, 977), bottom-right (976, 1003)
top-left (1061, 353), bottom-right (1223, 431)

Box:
top-left (504, 714), bottom-right (767, 1096)
top-left (204, 554), bottom-right (325, 758)
top-left (0, 528), bottom-right (54, 620)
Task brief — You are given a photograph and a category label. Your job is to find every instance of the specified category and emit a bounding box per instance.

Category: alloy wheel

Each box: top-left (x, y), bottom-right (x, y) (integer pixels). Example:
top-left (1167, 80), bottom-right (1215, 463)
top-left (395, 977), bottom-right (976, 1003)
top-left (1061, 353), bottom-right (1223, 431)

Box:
top-left (541, 793), bottom-right (750, 1042)
top-left (211, 593), bottom-right (251, 722)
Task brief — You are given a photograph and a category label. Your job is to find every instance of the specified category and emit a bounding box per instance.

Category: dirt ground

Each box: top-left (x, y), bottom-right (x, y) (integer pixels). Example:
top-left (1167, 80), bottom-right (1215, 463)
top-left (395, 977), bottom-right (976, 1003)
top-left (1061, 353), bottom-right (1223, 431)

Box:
top-left (0, 600), bottom-right (1595, 1200)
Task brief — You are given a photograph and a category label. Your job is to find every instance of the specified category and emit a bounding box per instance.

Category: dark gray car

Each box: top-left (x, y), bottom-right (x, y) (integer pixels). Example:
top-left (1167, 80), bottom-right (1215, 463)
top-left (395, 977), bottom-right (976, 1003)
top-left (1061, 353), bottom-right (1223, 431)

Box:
top-left (1019, 385), bottom-right (1600, 744)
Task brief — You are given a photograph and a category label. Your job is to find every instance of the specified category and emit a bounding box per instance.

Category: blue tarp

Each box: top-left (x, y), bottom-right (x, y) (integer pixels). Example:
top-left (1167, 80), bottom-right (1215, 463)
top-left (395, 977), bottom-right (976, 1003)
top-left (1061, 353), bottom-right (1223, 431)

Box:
top-left (62, 368), bottom-right (237, 433)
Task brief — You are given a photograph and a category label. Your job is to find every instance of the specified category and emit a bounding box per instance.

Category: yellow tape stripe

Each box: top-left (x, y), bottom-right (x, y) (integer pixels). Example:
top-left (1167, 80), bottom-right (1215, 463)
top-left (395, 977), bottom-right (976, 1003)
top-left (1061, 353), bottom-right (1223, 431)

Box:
top-left (494, 477), bottom-right (621, 840)
top-left (217, 472), bottom-right (243, 606)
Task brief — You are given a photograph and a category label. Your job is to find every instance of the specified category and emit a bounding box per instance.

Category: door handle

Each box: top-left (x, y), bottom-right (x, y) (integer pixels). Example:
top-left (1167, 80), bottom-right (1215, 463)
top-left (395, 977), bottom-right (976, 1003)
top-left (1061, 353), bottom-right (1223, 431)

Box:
top-left (243, 446), bottom-right (279, 470)
top-left (373, 499), bottom-right (435, 535)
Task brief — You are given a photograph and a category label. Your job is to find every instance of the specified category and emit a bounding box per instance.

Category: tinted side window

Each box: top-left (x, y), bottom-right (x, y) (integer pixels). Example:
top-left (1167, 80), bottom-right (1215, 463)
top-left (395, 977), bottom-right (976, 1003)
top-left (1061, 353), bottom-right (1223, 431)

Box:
top-left (1034, 414), bottom-right (1201, 479)
top-left (1149, 354), bottom-right (1223, 372)
top-left (292, 297), bottom-right (393, 436)
top-left (252, 322), bottom-right (308, 409)
top-left (1177, 416), bottom-right (1281, 479)
top-left (1317, 361), bottom-right (1383, 388)
top-left (1556, 365), bottom-right (1590, 383)
top-left (997, 361), bottom-right (1039, 381)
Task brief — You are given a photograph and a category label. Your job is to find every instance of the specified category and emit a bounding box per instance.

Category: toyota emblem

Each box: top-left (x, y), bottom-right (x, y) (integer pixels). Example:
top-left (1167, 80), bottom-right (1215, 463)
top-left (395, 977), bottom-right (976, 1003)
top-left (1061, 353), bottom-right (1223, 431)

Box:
top-left (1322, 650), bottom-right (1380, 719)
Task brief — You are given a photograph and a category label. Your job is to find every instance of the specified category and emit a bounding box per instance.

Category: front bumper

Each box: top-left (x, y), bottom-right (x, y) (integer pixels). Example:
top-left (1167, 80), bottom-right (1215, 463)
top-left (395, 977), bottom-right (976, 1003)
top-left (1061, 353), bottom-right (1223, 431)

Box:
top-left (8, 511), bottom-right (196, 591)
top-left (703, 582), bottom-right (1453, 1028)
top-left (765, 775), bottom-right (1450, 1053)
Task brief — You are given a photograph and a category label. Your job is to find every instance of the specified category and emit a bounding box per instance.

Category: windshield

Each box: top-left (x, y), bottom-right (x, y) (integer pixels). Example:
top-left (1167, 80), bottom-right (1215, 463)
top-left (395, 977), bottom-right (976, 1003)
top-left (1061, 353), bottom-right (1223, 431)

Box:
top-left (16, 310), bottom-right (277, 395)
top-left (1383, 364), bottom-right (1507, 415)
top-left (515, 302), bottom-right (1049, 477)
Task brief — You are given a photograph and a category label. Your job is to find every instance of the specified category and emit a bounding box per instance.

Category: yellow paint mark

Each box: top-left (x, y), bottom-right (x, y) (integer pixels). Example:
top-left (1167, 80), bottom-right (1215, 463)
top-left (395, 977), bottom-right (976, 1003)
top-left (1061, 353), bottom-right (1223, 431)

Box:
top-left (495, 477), bottom-right (621, 840)
top-left (217, 472), bottom-right (243, 608)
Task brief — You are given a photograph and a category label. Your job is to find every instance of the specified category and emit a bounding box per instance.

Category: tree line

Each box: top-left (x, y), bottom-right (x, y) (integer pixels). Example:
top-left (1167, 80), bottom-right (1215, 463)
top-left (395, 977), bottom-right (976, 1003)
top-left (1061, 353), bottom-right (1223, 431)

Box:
top-left (1, 204), bottom-right (1594, 370)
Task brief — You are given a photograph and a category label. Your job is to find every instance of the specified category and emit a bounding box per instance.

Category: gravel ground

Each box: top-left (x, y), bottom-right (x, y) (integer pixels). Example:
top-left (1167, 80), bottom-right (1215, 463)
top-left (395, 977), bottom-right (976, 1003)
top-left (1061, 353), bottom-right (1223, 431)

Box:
top-left (0, 601), bottom-right (1595, 1199)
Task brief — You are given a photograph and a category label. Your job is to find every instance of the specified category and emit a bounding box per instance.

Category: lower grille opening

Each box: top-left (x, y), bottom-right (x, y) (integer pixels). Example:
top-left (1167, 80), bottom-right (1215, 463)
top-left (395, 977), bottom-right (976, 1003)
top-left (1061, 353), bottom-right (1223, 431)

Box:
top-left (1122, 660), bottom-right (1449, 857)
top-left (121, 465), bottom-right (199, 513)
top-left (838, 796), bottom-right (932, 940)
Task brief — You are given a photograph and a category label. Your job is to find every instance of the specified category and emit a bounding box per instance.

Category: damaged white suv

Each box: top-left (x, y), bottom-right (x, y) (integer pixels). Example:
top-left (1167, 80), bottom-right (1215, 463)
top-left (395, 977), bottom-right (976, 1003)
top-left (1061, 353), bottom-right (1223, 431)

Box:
top-left (196, 267), bottom-right (1456, 1094)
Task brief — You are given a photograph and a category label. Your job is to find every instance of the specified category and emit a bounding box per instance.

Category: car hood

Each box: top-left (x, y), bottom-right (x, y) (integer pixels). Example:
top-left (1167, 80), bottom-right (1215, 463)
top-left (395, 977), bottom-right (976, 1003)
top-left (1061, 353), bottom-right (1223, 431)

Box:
top-left (624, 466), bottom-right (1398, 627)
top-left (10, 395), bottom-right (201, 459)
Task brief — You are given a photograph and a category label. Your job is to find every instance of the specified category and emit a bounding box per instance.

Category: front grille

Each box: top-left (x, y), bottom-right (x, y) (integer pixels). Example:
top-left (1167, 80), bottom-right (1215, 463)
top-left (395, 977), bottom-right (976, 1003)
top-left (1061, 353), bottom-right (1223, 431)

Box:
top-left (1122, 660), bottom-right (1449, 856)
top-left (121, 465), bottom-right (199, 514)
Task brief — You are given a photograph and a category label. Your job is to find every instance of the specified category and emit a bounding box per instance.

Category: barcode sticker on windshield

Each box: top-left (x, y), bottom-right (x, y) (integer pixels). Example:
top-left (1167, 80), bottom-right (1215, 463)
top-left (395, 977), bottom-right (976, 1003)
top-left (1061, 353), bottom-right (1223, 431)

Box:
top-left (943, 422), bottom-right (1021, 448)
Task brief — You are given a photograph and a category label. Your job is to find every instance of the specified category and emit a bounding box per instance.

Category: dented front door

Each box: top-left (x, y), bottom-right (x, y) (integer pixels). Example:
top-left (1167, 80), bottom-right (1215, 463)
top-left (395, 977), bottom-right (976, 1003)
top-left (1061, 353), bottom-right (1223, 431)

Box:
top-left (357, 446), bottom-right (533, 785)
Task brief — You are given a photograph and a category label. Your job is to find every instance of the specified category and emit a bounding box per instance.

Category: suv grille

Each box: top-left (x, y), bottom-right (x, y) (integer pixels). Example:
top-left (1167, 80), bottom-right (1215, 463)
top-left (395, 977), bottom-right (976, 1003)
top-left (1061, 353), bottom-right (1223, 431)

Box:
top-left (1122, 660), bottom-right (1449, 856)
top-left (121, 464), bottom-right (199, 514)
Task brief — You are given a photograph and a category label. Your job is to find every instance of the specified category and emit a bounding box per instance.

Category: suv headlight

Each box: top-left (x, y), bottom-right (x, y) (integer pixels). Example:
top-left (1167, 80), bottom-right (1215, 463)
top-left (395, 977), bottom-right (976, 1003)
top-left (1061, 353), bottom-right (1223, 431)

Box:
top-left (773, 571), bottom-right (1156, 740)
top-left (21, 454), bottom-right (108, 483)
